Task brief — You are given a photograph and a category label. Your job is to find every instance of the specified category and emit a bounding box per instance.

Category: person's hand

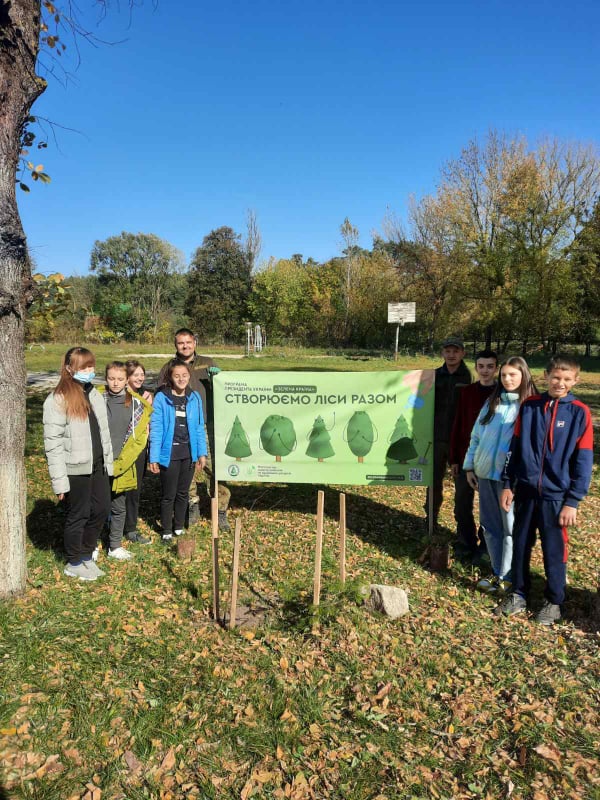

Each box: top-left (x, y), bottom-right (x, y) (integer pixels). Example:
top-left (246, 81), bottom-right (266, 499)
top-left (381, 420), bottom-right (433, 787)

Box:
top-left (500, 488), bottom-right (513, 512)
top-left (465, 471), bottom-right (478, 490)
top-left (207, 366), bottom-right (221, 376)
top-left (197, 455), bottom-right (207, 470)
top-left (57, 493), bottom-right (65, 501)
top-left (558, 505), bottom-right (577, 527)
top-left (450, 463), bottom-right (459, 478)
top-left (149, 462), bottom-right (160, 474)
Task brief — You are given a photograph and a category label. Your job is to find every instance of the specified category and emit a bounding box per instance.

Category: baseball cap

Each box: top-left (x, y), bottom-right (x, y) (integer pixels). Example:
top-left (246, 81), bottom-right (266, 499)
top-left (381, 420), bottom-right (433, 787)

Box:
top-left (442, 335), bottom-right (465, 349)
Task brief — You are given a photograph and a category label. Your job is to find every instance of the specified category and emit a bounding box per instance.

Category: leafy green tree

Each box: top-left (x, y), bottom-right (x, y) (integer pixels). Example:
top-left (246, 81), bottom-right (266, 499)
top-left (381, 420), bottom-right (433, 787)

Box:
top-left (90, 231), bottom-right (185, 340)
top-left (249, 257), bottom-right (316, 343)
top-left (26, 272), bottom-right (72, 341)
top-left (186, 227), bottom-right (252, 342)
top-left (570, 200), bottom-right (600, 354)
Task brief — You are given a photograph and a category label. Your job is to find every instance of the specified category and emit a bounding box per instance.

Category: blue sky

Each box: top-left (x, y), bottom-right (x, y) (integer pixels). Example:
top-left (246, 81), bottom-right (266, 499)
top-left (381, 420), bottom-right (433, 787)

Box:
top-left (21, 0), bottom-right (600, 276)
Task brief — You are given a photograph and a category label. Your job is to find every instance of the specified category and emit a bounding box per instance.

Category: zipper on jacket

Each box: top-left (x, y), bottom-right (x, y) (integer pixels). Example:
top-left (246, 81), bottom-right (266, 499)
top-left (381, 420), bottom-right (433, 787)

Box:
top-left (538, 399), bottom-right (554, 495)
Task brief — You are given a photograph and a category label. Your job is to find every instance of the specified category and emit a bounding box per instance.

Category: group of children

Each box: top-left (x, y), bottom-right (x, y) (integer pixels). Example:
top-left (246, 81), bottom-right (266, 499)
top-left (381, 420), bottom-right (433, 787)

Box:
top-left (43, 348), bottom-right (208, 582)
top-left (442, 343), bottom-right (593, 625)
top-left (43, 344), bottom-right (593, 626)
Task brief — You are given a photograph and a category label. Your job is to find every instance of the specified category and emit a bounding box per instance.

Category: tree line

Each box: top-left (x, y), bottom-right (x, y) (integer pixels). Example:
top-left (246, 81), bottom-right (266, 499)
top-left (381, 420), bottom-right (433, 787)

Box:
top-left (28, 132), bottom-right (600, 353)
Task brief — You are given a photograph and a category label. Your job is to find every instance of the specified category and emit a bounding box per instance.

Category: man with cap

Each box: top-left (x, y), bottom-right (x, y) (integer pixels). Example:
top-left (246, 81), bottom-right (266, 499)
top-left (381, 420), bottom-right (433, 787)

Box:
top-left (425, 335), bottom-right (472, 533)
top-left (157, 328), bottom-right (231, 531)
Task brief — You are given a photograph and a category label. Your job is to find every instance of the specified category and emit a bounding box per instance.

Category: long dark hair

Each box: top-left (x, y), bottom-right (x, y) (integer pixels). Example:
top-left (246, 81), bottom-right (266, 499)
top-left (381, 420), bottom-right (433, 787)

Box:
top-left (480, 356), bottom-right (537, 425)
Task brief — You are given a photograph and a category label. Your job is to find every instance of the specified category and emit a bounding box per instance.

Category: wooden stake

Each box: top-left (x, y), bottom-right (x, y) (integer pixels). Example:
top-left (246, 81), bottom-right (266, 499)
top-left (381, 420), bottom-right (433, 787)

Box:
top-left (339, 492), bottom-right (346, 585)
top-left (313, 490), bottom-right (325, 607)
top-left (229, 517), bottom-right (242, 630)
top-left (211, 497), bottom-right (220, 623)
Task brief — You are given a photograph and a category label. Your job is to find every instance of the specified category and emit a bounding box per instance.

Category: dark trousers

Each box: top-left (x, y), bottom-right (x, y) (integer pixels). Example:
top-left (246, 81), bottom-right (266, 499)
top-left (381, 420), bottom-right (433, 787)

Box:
top-left (425, 440), bottom-right (449, 525)
top-left (511, 492), bottom-right (568, 605)
top-left (159, 457), bottom-right (195, 534)
top-left (425, 442), bottom-right (480, 549)
top-left (454, 469), bottom-right (479, 550)
top-left (64, 466), bottom-right (111, 561)
top-left (125, 449), bottom-right (147, 534)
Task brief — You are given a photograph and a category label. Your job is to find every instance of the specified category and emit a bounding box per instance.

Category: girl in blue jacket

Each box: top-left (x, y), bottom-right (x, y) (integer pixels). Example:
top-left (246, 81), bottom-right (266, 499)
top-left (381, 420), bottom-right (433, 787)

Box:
top-left (463, 357), bottom-right (536, 594)
top-left (149, 363), bottom-right (207, 542)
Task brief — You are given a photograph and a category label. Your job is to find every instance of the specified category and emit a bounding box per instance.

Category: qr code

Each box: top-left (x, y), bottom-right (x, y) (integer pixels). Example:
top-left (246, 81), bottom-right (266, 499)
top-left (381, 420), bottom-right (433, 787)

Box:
top-left (408, 468), bottom-right (423, 482)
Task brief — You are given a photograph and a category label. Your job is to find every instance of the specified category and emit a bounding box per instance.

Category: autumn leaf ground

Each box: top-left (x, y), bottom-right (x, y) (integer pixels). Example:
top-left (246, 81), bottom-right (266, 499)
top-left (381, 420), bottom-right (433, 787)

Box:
top-left (1, 353), bottom-right (599, 799)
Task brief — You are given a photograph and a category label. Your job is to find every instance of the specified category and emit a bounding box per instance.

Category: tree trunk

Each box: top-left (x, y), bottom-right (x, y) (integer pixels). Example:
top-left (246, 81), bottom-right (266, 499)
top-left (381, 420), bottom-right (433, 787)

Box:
top-left (0, 0), bottom-right (44, 597)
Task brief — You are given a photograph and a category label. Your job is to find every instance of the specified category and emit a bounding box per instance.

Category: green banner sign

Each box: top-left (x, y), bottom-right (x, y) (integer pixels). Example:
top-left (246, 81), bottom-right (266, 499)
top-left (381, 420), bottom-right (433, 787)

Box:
top-left (213, 370), bottom-right (434, 486)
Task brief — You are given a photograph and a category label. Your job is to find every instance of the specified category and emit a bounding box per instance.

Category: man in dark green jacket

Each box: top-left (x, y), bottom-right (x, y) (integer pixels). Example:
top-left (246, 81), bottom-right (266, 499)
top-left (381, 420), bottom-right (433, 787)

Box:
top-left (426, 335), bottom-right (472, 533)
top-left (158, 328), bottom-right (231, 531)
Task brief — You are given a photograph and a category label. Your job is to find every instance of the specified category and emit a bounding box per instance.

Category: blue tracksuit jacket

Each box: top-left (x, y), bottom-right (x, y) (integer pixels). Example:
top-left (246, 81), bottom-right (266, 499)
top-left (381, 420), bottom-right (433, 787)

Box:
top-left (503, 392), bottom-right (593, 508)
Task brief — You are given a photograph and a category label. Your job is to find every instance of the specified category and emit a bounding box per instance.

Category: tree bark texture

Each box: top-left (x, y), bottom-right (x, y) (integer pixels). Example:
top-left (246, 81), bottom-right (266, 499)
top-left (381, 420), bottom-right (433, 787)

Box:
top-left (0, 0), bottom-right (44, 597)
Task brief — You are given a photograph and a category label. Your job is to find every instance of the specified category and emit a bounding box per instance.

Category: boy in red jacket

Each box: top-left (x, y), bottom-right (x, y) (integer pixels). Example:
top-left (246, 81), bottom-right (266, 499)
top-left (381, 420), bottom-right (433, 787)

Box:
top-left (450, 349), bottom-right (498, 562)
top-left (495, 355), bottom-right (593, 625)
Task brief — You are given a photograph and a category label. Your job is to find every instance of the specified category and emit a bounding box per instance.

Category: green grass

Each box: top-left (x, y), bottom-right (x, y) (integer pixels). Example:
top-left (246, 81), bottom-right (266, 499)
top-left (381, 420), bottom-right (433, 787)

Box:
top-left (3, 352), bottom-right (600, 799)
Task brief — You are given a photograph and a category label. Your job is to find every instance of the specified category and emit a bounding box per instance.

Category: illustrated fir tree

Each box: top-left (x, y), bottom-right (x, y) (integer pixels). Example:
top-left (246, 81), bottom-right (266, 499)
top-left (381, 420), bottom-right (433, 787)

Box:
top-left (386, 414), bottom-right (418, 463)
top-left (345, 410), bottom-right (375, 462)
top-left (225, 416), bottom-right (252, 460)
top-left (306, 415), bottom-right (335, 462)
top-left (259, 415), bottom-right (297, 462)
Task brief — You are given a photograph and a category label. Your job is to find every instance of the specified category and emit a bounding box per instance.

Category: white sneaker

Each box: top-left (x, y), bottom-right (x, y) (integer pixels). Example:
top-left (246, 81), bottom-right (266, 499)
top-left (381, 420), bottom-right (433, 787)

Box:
top-left (64, 562), bottom-right (96, 581)
top-left (108, 547), bottom-right (133, 560)
top-left (92, 548), bottom-right (99, 562)
top-left (174, 529), bottom-right (184, 536)
top-left (83, 560), bottom-right (105, 578)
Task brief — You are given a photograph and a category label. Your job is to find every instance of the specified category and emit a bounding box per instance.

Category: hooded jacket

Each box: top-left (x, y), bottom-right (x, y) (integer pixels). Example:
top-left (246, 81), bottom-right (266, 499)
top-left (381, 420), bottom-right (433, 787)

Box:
top-left (43, 385), bottom-right (114, 494)
top-left (503, 392), bottom-right (593, 508)
top-left (149, 387), bottom-right (207, 467)
top-left (463, 392), bottom-right (519, 481)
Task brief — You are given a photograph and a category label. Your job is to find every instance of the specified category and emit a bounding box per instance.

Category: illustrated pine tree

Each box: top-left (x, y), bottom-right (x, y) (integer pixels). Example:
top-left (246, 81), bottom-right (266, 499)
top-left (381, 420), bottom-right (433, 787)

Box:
top-left (259, 415), bottom-right (297, 462)
top-left (225, 416), bottom-right (252, 460)
top-left (345, 410), bottom-right (375, 462)
top-left (306, 415), bottom-right (335, 462)
top-left (386, 414), bottom-right (418, 463)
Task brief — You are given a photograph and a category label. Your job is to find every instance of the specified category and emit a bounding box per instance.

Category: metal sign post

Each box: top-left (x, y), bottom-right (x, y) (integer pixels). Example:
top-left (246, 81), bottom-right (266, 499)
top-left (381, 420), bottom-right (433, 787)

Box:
top-left (388, 302), bottom-right (416, 360)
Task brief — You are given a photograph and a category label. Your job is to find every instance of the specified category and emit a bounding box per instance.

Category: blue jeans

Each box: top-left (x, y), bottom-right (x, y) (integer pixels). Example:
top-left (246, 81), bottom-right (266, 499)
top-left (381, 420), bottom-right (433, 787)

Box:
top-left (478, 478), bottom-right (513, 581)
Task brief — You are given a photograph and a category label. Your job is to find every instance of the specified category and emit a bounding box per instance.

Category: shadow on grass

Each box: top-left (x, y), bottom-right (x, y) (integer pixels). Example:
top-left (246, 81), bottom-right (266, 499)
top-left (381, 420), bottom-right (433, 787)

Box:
top-left (233, 481), bottom-right (428, 563)
top-left (564, 587), bottom-right (600, 633)
top-left (26, 498), bottom-right (65, 555)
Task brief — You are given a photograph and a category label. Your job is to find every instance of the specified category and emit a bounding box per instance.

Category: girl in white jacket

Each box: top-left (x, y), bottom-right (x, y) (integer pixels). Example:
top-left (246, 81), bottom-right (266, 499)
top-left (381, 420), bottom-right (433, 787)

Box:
top-left (463, 357), bottom-right (536, 595)
top-left (43, 347), bottom-right (113, 581)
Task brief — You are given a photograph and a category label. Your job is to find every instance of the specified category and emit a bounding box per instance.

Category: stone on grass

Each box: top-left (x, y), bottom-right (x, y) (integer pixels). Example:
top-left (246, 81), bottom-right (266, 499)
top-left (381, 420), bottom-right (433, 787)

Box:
top-left (365, 584), bottom-right (409, 619)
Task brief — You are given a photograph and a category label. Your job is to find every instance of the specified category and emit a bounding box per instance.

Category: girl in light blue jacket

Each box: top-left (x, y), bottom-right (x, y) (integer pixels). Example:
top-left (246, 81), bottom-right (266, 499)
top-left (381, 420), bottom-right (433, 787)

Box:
top-left (463, 357), bottom-right (536, 594)
top-left (149, 363), bottom-right (207, 542)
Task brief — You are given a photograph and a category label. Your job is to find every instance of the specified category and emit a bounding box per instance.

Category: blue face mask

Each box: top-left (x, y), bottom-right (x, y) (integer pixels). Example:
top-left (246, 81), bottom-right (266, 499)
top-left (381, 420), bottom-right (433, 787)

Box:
top-left (73, 371), bottom-right (95, 383)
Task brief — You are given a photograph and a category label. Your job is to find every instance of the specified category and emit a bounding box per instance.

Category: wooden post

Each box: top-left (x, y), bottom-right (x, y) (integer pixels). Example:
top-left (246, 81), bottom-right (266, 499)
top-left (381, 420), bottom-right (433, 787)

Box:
top-left (229, 517), bottom-right (242, 630)
top-left (339, 492), bottom-right (346, 585)
top-left (313, 490), bottom-right (325, 607)
top-left (211, 497), bottom-right (220, 623)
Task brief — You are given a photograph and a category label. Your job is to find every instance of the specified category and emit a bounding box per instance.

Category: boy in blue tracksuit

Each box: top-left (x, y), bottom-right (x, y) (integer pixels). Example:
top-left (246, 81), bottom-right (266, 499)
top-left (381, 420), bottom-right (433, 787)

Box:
top-left (495, 355), bottom-right (593, 625)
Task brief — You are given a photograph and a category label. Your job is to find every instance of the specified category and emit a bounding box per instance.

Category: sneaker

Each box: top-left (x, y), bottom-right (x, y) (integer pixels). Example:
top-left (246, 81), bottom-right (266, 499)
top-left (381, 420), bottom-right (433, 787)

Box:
top-left (535, 601), bottom-right (562, 626)
top-left (477, 575), bottom-right (499, 593)
top-left (496, 580), bottom-right (512, 596)
top-left (188, 501), bottom-right (200, 524)
top-left (161, 534), bottom-right (173, 543)
top-left (82, 559), bottom-right (105, 578)
top-left (92, 548), bottom-right (99, 562)
top-left (174, 529), bottom-right (184, 536)
top-left (64, 562), bottom-right (96, 581)
top-left (218, 510), bottom-right (231, 532)
top-left (493, 592), bottom-right (527, 617)
top-left (108, 547), bottom-right (133, 560)
top-left (126, 531), bottom-right (151, 544)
